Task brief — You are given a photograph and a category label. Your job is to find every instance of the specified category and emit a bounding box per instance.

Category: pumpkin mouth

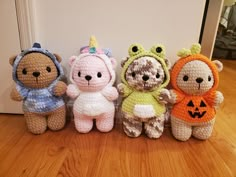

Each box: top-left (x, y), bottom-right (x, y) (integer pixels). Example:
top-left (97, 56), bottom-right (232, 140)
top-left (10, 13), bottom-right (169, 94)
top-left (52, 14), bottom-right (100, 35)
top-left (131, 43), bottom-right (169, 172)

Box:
top-left (188, 110), bottom-right (206, 118)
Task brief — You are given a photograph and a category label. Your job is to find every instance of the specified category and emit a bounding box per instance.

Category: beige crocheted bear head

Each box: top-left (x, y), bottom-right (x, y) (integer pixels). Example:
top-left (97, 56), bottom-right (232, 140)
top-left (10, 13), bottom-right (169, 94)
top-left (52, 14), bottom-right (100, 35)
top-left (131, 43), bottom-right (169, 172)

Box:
top-left (121, 44), bottom-right (170, 91)
top-left (171, 44), bottom-right (223, 95)
top-left (9, 44), bottom-right (63, 89)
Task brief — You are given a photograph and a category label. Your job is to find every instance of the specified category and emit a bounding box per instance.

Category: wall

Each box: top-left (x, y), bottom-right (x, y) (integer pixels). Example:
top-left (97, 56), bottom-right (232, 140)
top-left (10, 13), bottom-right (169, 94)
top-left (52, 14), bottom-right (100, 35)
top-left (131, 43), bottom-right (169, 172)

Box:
top-left (33, 0), bottom-right (206, 79)
top-left (0, 0), bottom-right (22, 113)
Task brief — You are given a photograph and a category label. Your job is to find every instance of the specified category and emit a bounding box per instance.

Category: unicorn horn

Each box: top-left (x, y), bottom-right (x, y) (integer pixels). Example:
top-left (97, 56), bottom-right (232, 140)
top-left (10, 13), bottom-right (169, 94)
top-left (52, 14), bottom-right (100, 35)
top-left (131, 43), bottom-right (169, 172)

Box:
top-left (89, 36), bottom-right (98, 48)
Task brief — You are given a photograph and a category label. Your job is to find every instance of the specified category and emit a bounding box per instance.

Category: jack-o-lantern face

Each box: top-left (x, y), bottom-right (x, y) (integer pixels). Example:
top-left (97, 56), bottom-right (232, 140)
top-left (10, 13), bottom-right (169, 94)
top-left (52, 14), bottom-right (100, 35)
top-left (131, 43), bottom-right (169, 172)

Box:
top-left (187, 100), bottom-right (207, 118)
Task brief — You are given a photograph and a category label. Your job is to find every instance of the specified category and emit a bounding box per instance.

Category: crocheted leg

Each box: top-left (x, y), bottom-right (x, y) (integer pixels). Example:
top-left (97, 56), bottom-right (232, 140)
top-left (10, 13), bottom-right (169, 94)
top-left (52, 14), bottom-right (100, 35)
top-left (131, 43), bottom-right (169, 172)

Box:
top-left (144, 115), bottom-right (165, 139)
top-left (47, 105), bottom-right (66, 131)
top-left (96, 110), bottom-right (115, 132)
top-left (74, 111), bottom-right (93, 133)
top-left (24, 112), bottom-right (47, 134)
top-left (192, 119), bottom-right (215, 140)
top-left (171, 116), bottom-right (192, 141)
top-left (122, 113), bottom-right (142, 138)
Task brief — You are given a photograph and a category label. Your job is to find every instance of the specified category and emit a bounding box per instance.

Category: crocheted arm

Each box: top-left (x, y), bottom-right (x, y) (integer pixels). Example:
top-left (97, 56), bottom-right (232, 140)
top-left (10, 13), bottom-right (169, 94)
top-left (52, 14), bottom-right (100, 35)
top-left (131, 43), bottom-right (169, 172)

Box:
top-left (10, 85), bottom-right (28, 101)
top-left (53, 81), bottom-right (67, 96)
top-left (168, 89), bottom-right (185, 104)
top-left (204, 91), bottom-right (224, 108)
top-left (117, 83), bottom-right (133, 97)
top-left (153, 88), bottom-right (171, 104)
top-left (10, 87), bottom-right (24, 101)
top-left (66, 84), bottom-right (80, 99)
top-left (101, 86), bottom-right (119, 101)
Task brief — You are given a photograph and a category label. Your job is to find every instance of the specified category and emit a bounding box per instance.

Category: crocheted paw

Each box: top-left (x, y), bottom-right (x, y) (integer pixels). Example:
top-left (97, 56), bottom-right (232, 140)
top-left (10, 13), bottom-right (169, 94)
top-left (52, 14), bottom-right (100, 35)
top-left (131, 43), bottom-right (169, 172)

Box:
top-left (101, 86), bottom-right (118, 101)
top-left (10, 87), bottom-right (23, 101)
top-left (214, 91), bottom-right (224, 108)
top-left (168, 90), bottom-right (177, 104)
top-left (117, 83), bottom-right (125, 94)
top-left (53, 81), bottom-right (67, 96)
top-left (66, 84), bottom-right (80, 99)
top-left (159, 89), bottom-right (171, 104)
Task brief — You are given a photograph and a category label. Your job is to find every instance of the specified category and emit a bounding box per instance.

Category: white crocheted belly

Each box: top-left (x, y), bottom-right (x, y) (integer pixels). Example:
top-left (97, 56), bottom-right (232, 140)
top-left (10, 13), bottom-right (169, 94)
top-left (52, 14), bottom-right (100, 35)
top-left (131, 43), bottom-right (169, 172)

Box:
top-left (74, 92), bottom-right (114, 116)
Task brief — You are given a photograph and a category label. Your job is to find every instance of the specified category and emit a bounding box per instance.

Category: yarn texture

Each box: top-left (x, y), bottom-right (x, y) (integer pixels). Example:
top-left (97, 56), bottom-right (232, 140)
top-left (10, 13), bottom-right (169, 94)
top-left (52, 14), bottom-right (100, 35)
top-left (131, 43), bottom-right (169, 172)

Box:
top-left (67, 36), bottom-right (118, 133)
top-left (118, 43), bottom-right (170, 138)
top-left (9, 43), bottom-right (67, 134)
top-left (167, 44), bottom-right (224, 141)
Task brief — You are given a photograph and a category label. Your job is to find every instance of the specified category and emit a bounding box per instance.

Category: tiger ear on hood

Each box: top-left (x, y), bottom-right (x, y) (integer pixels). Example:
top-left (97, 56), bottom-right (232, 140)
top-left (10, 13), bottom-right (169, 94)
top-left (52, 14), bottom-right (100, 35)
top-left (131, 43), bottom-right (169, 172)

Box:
top-left (9, 55), bottom-right (18, 66)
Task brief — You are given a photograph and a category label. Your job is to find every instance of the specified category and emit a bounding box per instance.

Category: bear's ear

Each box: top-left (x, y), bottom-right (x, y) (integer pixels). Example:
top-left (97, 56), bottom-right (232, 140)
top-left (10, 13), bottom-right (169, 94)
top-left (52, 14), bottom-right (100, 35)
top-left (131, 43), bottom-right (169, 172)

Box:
top-left (9, 55), bottom-right (18, 66)
top-left (164, 58), bottom-right (171, 70)
top-left (110, 57), bottom-right (117, 69)
top-left (121, 57), bottom-right (129, 67)
top-left (53, 53), bottom-right (62, 63)
top-left (213, 60), bottom-right (223, 72)
top-left (69, 56), bottom-right (77, 66)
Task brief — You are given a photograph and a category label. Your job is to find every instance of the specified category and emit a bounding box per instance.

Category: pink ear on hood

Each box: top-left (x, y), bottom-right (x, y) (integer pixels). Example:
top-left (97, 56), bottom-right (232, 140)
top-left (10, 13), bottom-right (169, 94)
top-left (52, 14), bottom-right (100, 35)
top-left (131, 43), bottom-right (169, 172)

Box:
top-left (69, 56), bottom-right (77, 67)
top-left (110, 57), bottom-right (117, 70)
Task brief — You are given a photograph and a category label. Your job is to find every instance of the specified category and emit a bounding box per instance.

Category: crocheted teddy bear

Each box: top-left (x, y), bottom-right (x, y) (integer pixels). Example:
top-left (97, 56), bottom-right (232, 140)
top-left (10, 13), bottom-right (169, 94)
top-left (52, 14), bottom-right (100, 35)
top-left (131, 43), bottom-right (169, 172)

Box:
top-left (118, 44), bottom-right (171, 138)
top-left (166, 44), bottom-right (224, 141)
top-left (9, 43), bottom-right (67, 134)
top-left (67, 36), bottom-right (118, 133)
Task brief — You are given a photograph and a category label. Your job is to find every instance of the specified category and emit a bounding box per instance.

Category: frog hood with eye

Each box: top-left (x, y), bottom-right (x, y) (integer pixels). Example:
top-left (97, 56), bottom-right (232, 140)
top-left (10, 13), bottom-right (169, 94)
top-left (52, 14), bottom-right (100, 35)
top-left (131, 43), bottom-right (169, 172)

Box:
top-left (171, 43), bottom-right (220, 94)
top-left (121, 43), bottom-right (170, 90)
top-left (11, 42), bottom-right (64, 87)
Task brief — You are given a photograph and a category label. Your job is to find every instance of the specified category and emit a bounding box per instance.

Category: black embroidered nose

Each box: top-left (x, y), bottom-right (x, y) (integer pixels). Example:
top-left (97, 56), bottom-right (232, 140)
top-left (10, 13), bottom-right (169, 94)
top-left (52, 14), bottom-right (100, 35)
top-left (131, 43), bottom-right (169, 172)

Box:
top-left (196, 77), bottom-right (203, 83)
top-left (85, 75), bottom-right (92, 81)
top-left (142, 75), bottom-right (149, 81)
top-left (32, 71), bottom-right (40, 78)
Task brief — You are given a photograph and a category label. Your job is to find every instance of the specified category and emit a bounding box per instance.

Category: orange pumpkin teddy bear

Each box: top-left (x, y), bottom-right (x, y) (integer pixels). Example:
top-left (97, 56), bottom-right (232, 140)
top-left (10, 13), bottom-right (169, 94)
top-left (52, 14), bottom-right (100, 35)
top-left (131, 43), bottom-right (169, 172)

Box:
top-left (166, 44), bottom-right (224, 141)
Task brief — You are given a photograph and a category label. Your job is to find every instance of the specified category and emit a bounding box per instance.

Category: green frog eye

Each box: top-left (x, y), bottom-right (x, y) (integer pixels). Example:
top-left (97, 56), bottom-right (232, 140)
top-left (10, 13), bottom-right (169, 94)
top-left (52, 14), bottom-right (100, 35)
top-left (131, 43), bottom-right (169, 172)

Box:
top-left (150, 45), bottom-right (165, 58)
top-left (128, 44), bottom-right (144, 57)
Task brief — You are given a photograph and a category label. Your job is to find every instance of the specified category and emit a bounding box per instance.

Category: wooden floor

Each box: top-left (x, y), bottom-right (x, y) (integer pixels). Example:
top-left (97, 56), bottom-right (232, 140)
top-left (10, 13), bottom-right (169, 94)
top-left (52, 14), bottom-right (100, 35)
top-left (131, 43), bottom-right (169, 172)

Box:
top-left (0, 59), bottom-right (236, 177)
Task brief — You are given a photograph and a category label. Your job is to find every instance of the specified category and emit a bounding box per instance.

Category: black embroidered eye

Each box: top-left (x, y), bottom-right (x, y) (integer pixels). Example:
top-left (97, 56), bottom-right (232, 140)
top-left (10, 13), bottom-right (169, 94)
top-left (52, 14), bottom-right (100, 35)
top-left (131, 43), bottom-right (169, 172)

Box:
top-left (208, 76), bottom-right (211, 81)
top-left (46, 66), bottom-right (51, 72)
top-left (131, 72), bottom-right (136, 77)
top-left (22, 68), bottom-right (27, 75)
top-left (97, 72), bottom-right (102, 78)
top-left (183, 75), bottom-right (189, 81)
top-left (132, 46), bottom-right (138, 52)
top-left (156, 47), bottom-right (162, 53)
top-left (156, 73), bottom-right (160, 78)
top-left (78, 71), bottom-right (81, 77)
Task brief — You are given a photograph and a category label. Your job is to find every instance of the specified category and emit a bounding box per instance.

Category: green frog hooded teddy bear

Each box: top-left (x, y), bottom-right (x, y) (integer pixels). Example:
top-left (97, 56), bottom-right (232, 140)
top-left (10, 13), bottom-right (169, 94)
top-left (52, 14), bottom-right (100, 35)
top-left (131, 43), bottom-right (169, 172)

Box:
top-left (118, 44), bottom-right (171, 138)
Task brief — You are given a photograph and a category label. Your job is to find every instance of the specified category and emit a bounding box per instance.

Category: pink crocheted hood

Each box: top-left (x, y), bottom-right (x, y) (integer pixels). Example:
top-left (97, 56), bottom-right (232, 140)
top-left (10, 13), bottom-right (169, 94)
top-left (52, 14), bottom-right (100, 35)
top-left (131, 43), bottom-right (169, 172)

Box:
top-left (69, 36), bottom-right (116, 89)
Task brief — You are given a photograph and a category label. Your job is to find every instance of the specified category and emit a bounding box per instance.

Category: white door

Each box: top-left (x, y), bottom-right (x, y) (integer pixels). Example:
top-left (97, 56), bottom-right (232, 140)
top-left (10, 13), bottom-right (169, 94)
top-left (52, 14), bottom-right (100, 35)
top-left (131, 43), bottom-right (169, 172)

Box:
top-left (0, 0), bottom-right (22, 113)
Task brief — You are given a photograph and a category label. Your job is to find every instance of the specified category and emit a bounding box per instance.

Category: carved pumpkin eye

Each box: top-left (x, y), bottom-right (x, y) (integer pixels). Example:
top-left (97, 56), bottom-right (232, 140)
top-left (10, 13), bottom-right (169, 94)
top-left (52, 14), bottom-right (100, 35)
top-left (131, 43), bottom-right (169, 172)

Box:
top-left (22, 68), bottom-right (27, 75)
top-left (78, 71), bottom-right (81, 77)
top-left (183, 75), bottom-right (189, 81)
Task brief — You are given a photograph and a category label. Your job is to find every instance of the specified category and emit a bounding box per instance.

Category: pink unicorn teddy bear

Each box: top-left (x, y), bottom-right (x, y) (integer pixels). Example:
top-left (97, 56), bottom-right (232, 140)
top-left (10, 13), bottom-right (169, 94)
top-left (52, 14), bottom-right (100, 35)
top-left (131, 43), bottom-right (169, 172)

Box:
top-left (67, 36), bottom-right (119, 133)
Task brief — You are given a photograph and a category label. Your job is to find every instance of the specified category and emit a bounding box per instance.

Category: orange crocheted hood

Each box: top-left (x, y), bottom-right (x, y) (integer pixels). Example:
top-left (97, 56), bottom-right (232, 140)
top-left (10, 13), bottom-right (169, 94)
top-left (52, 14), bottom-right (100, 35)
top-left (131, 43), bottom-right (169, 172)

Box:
top-left (171, 51), bottom-right (220, 95)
